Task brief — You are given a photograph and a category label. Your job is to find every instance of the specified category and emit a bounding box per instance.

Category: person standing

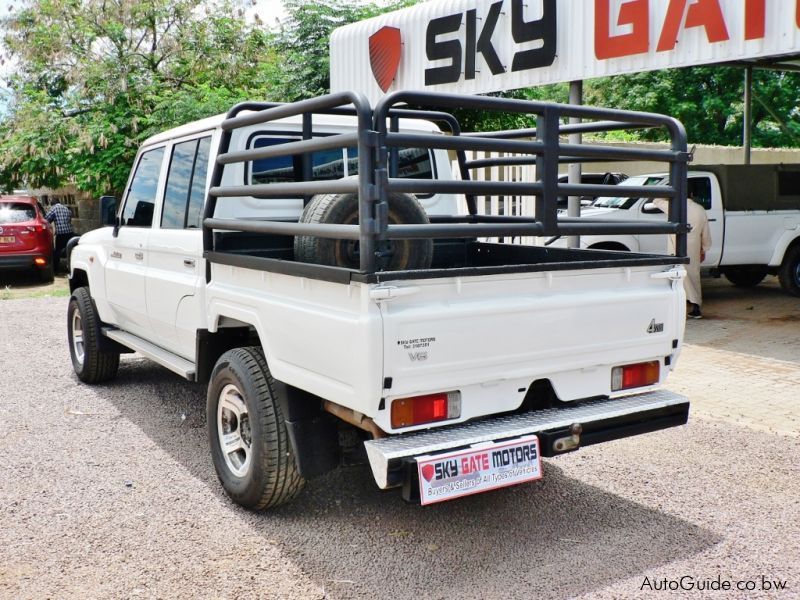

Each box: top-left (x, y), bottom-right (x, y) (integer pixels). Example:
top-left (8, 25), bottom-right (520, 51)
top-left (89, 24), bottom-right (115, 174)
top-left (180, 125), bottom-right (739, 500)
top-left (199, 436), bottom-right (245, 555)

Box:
top-left (655, 195), bottom-right (712, 318)
top-left (45, 201), bottom-right (74, 268)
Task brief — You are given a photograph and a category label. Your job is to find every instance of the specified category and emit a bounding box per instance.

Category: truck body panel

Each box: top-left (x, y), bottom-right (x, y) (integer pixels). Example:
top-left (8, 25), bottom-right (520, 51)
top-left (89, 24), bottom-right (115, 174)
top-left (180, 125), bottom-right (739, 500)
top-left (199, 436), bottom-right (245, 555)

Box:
top-left (68, 92), bottom-right (693, 507)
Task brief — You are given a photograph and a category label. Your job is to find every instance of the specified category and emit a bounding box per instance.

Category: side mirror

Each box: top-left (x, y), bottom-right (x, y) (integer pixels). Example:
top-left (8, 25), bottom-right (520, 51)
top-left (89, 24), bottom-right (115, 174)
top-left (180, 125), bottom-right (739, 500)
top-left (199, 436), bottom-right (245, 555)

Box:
top-left (100, 195), bottom-right (118, 227)
top-left (642, 202), bottom-right (664, 214)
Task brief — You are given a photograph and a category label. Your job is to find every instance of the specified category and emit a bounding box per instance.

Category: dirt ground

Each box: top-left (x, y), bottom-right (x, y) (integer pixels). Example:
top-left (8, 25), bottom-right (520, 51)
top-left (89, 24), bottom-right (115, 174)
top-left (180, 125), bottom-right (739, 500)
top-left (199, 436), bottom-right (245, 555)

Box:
top-left (0, 271), bottom-right (70, 301)
top-left (0, 272), bottom-right (798, 600)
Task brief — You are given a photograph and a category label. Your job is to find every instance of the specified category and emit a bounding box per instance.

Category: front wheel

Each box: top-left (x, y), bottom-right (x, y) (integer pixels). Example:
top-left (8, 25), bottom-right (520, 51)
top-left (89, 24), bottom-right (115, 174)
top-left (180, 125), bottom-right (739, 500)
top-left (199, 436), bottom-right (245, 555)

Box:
top-left (67, 287), bottom-right (120, 383)
top-left (207, 347), bottom-right (305, 510)
top-left (779, 245), bottom-right (800, 297)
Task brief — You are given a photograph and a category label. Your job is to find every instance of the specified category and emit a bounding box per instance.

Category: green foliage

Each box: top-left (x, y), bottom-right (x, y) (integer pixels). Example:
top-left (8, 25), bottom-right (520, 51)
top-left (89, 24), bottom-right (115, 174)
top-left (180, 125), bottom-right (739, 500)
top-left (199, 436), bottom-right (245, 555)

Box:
top-left (273, 0), bottom-right (417, 101)
top-left (584, 67), bottom-right (800, 147)
top-left (0, 0), bottom-right (273, 195)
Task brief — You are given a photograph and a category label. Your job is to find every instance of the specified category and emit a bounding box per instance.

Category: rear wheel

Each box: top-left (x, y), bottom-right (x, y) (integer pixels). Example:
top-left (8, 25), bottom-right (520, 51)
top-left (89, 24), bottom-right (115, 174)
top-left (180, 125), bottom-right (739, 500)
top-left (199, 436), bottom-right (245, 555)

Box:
top-left (67, 287), bottom-right (120, 383)
top-left (294, 192), bottom-right (433, 271)
top-left (724, 267), bottom-right (767, 288)
top-left (779, 245), bottom-right (800, 297)
top-left (207, 346), bottom-right (305, 510)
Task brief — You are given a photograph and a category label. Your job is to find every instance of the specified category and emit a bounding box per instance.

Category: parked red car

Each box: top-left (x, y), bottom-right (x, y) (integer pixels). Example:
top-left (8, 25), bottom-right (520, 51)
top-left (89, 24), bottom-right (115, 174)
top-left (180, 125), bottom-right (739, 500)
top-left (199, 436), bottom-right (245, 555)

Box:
top-left (0, 195), bottom-right (55, 282)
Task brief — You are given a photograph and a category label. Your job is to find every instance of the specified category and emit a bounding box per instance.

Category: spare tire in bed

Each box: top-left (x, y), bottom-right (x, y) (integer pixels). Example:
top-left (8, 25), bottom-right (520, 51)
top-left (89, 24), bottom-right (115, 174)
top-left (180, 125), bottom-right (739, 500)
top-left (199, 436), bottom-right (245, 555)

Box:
top-left (294, 192), bottom-right (434, 271)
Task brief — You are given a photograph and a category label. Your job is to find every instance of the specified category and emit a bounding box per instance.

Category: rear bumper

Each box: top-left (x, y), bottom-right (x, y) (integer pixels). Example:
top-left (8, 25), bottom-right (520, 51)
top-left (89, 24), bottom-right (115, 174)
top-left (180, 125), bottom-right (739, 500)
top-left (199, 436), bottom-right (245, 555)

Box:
top-left (364, 389), bottom-right (689, 490)
top-left (0, 253), bottom-right (50, 270)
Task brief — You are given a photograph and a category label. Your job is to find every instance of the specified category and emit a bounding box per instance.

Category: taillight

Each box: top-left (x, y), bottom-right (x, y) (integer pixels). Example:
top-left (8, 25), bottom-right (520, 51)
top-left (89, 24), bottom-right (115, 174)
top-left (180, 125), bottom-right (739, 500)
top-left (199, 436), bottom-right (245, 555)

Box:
top-left (391, 391), bottom-right (461, 428)
top-left (611, 361), bottom-right (660, 391)
top-left (34, 257), bottom-right (47, 266)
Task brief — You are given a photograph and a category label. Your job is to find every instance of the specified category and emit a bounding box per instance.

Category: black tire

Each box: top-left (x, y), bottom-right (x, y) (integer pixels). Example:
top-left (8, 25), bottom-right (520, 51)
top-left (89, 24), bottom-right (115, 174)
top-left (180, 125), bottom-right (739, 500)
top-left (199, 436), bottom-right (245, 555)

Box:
top-left (67, 287), bottom-right (120, 383)
top-left (294, 192), bottom-right (434, 271)
top-left (207, 346), bottom-right (305, 510)
top-left (724, 267), bottom-right (767, 288)
top-left (39, 259), bottom-right (55, 283)
top-left (779, 244), bottom-right (800, 297)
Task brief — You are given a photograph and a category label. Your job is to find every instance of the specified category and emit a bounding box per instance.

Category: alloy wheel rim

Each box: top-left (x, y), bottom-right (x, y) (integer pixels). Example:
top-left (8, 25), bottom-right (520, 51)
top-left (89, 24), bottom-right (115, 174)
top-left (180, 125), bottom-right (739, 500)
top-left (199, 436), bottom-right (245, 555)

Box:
top-left (216, 384), bottom-right (252, 478)
top-left (71, 311), bottom-right (85, 367)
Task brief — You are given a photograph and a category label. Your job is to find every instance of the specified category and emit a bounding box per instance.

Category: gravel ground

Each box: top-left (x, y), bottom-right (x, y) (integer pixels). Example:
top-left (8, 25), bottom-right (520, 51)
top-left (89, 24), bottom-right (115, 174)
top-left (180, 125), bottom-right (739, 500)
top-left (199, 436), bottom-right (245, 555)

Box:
top-left (1, 277), bottom-right (798, 599)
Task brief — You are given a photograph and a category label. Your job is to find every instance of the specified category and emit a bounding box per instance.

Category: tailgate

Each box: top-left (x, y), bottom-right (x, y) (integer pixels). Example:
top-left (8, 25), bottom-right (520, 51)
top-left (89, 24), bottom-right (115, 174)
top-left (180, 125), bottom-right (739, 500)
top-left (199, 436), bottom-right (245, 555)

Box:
top-left (377, 264), bottom-right (685, 431)
top-left (0, 223), bottom-right (39, 252)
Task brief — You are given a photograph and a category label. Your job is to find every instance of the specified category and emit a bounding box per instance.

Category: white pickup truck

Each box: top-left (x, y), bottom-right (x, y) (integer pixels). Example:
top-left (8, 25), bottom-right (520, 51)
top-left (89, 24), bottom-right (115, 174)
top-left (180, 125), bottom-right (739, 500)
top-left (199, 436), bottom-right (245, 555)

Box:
top-left (67, 92), bottom-right (691, 509)
top-left (565, 164), bottom-right (800, 295)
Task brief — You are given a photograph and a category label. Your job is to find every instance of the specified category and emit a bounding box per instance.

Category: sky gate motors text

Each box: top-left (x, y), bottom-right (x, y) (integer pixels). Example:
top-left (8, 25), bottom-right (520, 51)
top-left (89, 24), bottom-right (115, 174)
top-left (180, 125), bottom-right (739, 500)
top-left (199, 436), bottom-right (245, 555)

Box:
top-left (425, 0), bottom-right (556, 86)
top-left (433, 442), bottom-right (539, 481)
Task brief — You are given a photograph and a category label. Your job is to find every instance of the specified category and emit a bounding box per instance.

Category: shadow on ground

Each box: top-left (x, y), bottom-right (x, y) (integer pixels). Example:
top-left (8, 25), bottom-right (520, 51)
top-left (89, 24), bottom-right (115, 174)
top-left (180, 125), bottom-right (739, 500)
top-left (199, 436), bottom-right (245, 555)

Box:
top-left (92, 358), bottom-right (721, 599)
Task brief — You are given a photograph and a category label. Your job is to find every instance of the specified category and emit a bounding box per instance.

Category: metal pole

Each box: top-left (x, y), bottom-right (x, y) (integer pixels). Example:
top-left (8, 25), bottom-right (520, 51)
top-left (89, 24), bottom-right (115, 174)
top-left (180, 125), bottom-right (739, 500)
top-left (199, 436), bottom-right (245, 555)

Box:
top-left (744, 66), bottom-right (753, 165)
top-left (567, 80), bottom-right (583, 248)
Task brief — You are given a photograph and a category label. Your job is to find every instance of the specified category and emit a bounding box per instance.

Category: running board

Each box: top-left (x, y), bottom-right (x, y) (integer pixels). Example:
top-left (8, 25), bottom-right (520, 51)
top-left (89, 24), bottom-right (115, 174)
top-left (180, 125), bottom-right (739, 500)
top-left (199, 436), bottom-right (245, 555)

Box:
top-left (364, 390), bottom-right (688, 489)
top-left (102, 328), bottom-right (196, 380)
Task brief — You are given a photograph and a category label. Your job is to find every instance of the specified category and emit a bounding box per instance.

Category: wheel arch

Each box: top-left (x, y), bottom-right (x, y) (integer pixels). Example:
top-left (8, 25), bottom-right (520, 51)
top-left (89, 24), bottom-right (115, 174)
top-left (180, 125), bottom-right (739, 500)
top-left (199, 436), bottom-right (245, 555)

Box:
top-left (200, 318), bottom-right (340, 480)
top-left (770, 231), bottom-right (800, 267)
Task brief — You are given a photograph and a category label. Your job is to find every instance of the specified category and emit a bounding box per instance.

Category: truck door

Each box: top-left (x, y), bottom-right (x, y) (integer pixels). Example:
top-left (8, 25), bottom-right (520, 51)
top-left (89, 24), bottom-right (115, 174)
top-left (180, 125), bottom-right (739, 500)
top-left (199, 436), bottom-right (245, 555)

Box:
top-left (146, 135), bottom-right (212, 359)
top-left (688, 174), bottom-right (723, 266)
top-left (105, 147), bottom-right (165, 337)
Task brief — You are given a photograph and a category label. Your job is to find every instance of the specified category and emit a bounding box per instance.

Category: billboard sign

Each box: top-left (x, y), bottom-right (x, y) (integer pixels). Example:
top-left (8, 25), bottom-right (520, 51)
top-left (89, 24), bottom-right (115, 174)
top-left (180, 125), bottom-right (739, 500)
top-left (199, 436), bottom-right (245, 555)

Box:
top-left (330, 0), bottom-right (800, 103)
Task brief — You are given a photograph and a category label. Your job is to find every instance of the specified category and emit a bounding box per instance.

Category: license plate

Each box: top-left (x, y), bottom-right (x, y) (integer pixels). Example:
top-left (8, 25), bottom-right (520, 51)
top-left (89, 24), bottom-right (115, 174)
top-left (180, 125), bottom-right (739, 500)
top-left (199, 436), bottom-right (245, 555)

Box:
top-left (0, 236), bottom-right (15, 244)
top-left (416, 435), bottom-right (542, 505)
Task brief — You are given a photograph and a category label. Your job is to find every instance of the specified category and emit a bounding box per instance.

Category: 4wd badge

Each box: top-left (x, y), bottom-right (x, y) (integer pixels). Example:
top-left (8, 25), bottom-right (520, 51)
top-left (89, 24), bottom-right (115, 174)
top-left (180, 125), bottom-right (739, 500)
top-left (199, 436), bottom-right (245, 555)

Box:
top-left (647, 319), bottom-right (664, 334)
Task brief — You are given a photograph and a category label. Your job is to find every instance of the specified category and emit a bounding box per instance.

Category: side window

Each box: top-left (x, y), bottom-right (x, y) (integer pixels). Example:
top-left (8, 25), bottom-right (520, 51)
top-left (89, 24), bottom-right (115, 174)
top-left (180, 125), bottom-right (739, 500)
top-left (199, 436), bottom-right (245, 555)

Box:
top-left (688, 177), bottom-right (712, 210)
top-left (186, 138), bottom-right (211, 228)
top-left (161, 136), bottom-right (211, 229)
top-left (121, 148), bottom-right (165, 227)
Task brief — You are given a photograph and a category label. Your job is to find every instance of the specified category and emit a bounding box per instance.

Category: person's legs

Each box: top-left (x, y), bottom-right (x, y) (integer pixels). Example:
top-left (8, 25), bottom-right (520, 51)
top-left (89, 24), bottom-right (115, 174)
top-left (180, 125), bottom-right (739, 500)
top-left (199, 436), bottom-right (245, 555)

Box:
top-left (687, 302), bottom-right (702, 319)
top-left (54, 233), bottom-right (72, 272)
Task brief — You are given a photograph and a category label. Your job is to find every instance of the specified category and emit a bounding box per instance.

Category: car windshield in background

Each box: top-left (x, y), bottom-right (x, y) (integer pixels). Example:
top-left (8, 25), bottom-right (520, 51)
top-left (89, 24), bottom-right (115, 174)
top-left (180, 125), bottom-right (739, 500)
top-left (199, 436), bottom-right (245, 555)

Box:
top-left (592, 176), bottom-right (665, 209)
top-left (0, 202), bottom-right (36, 223)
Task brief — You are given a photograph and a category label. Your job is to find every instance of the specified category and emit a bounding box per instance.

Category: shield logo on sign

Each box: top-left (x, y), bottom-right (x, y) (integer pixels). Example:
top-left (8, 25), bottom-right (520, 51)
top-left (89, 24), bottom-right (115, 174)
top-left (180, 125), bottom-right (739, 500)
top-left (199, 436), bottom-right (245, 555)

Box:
top-left (369, 26), bottom-right (401, 92)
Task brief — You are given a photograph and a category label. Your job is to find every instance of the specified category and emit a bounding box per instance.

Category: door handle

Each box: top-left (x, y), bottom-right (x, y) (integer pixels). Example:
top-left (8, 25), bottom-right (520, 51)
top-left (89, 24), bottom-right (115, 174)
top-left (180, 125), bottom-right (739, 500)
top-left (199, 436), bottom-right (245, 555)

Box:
top-left (134, 251), bottom-right (144, 260)
top-left (183, 258), bottom-right (196, 268)
top-left (110, 251), bottom-right (122, 259)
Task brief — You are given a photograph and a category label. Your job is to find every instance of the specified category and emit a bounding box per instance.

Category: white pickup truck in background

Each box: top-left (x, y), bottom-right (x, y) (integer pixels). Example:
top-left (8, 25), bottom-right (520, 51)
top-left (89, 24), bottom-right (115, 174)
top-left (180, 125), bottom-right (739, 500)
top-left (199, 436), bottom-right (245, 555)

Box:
top-left (67, 92), bottom-right (692, 510)
top-left (567, 164), bottom-right (800, 295)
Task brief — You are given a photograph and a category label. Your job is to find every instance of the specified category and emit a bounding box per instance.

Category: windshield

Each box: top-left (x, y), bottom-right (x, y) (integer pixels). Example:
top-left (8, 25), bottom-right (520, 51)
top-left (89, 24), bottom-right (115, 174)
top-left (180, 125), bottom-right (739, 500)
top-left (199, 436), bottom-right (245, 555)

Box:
top-left (0, 202), bottom-right (37, 224)
top-left (592, 175), bottom-right (665, 209)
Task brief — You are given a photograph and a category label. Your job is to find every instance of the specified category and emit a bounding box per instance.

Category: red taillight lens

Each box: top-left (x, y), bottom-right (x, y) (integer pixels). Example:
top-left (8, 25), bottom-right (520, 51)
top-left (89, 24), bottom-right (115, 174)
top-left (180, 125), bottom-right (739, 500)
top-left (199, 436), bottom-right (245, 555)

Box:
top-left (611, 361), bottom-right (660, 391)
top-left (391, 391), bottom-right (461, 428)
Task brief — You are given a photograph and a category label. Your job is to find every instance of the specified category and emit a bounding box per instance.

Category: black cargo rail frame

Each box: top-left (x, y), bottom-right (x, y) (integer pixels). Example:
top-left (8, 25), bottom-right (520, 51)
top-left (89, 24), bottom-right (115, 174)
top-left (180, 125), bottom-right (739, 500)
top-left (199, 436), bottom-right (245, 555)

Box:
top-left (202, 91), bottom-right (689, 276)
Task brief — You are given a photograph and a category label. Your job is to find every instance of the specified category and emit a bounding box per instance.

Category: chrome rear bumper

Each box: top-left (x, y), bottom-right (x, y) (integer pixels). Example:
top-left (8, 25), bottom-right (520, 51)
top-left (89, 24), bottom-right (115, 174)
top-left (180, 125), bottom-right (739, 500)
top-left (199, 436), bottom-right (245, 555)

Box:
top-left (364, 390), bottom-right (689, 489)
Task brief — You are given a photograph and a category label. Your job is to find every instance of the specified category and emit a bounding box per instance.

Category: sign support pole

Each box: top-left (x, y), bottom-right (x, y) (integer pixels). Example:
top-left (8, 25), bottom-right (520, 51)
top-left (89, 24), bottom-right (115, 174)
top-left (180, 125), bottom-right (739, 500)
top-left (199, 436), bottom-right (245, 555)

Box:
top-left (743, 66), bottom-right (753, 165)
top-left (567, 80), bottom-right (583, 248)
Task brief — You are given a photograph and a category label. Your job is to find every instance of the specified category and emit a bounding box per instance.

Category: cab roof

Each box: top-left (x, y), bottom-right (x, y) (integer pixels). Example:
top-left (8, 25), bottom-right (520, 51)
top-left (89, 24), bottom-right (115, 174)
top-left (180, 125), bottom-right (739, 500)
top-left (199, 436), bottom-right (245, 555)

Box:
top-left (141, 108), bottom-right (444, 147)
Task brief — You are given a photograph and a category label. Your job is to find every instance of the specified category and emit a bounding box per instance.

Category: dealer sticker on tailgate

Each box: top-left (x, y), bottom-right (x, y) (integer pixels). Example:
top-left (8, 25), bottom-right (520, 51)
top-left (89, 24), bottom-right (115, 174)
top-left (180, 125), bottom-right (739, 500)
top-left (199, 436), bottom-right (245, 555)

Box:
top-left (416, 436), bottom-right (542, 505)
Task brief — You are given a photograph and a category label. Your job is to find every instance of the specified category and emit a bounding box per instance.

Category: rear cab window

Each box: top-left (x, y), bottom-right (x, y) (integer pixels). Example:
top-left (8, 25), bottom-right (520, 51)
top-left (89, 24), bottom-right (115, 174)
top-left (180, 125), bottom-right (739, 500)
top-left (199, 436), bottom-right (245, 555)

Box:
top-left (248, 135), bottom-right (434, 187)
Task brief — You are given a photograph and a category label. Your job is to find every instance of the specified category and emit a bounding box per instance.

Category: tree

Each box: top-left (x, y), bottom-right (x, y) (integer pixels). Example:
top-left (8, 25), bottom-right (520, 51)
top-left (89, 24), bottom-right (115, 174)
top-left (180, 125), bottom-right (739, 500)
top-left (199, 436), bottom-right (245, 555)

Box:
top-left (272, 0), bottom-right (417, 102)
top-left (0, 0), bottom-right (274, 195)
top-left (584, 67), bottom-right (800, 147)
